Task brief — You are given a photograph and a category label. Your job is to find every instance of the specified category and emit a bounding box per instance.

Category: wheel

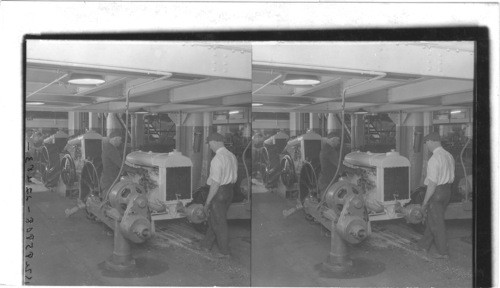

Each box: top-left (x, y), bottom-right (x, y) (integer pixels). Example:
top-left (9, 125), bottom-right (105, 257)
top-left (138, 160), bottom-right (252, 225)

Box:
top-left (79, 161), bottom-right (101, 203)
top-left (39, 146), bottom-right (50, 184)
top-left (280, 154), bottom-right (296, 188)
top-left (298, 162), bottom-right (319, 205)
top-left (60, 154), bottom-right (77, 186)
top-left (259, 147), bottom-right (271, 184)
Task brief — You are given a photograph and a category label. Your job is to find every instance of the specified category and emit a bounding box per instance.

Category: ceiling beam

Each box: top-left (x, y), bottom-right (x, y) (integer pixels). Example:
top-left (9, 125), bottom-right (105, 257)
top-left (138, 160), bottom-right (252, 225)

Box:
top-left (388, 79), bottom-right (473, 103)
top-left (75, 77), bottom-right (128, 96)
top-left (252, 95), bottom-right (316, 105)
top-left (441, 91), bottom-right (474, 105)
top-left (222, 94), bottom-right (252, 106)
top-left (253, 43), bottom-right (473, 79)
top-left (27, 41), bottom-right (251, 80)
top-left (150, 104), bottom-right (210, 113)
top-left (170, 79), bottom-right (251, 103)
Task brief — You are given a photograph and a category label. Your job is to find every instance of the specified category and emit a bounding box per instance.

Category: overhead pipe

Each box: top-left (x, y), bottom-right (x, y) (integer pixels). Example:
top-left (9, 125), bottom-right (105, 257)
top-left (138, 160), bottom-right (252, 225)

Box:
top-left (76, 77), bottom-right (210, 110)
top-left (317, 71), bottom-right (387, 208)
top-left (27, 73), bottom-right (69, 98)
top-left (102, 74), bottom-right (172, 204)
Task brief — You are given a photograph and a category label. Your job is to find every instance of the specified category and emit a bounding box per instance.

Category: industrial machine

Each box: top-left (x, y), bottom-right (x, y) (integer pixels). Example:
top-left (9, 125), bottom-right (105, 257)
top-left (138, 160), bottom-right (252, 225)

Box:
top-left (301, 179), bottom-right (370, 272)
top-left (59, 130), bottom-right (103, 199)
top-left (341, 150), bottom-right (423, 223)
top-left (35, 130), bottom-right (69, 187)
top-left (279, 130), bottom-right (323, 199)
top-left (259, 131), bottom-right (289, 186)
top-left (124, 150), bottom-right (194, 224)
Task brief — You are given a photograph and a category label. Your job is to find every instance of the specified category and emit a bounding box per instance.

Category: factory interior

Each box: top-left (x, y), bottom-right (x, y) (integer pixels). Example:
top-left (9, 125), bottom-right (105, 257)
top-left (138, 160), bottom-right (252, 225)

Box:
top-left (25, 41), bottom-right (475, 286)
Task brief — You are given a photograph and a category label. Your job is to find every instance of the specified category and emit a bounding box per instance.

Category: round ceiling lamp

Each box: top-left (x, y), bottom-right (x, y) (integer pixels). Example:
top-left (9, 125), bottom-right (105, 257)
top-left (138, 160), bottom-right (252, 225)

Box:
top-left (252, 103), bottom-right (263, 107)
top-left (68, 73), bottom-right (105, 85)
top-left (283, 74), bottom-right (320, 86)
top-left (27, 101), bottom-right (45, 105)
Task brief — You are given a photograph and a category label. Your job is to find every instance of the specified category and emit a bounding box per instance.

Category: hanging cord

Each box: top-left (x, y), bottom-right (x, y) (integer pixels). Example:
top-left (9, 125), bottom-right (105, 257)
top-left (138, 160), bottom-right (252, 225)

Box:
top-left (317, 73), bottom-right (386, 207)
top-left (101, 75), bottom-right (171, 205)
top-left (242, 137), bottom-right (252, 195)
top-left (460, 135), bottom-right (471, 201)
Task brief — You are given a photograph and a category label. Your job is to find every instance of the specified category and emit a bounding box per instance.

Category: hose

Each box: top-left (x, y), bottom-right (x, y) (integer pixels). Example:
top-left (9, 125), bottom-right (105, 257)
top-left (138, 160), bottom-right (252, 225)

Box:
top-left (102, 75), bottom-right (171, 205)
top-left (318, 73), bottom-right (386, 207)
top-left (460, 136), bottom-right (471, 200)
top-left (242, 136), bottom-right (252, 193)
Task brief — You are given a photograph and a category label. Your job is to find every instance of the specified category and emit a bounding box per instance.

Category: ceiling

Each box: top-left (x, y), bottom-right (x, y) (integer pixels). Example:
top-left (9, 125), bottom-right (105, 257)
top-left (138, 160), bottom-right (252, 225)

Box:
top-left (251, 42), bottom-right (474, 114)
top-left (25, 41), bottom-right (474, 116)
top-left (26, 41), bottom-right (252, 113)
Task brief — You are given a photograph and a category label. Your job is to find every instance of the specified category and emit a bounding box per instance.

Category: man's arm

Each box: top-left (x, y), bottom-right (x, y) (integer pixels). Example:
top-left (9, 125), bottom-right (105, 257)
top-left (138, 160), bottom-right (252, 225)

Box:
top-left (422, 180), bottom-right (437, 208)
top-left (205, 180), bottom-right (220, 207)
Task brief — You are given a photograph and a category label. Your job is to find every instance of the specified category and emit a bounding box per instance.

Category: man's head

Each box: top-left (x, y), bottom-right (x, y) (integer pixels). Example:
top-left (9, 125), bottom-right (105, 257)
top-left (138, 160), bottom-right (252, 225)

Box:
top-left (206, 132), bottom-right (225, 152)
top-left (108, 131), bottom-right (123, 147)
top-left (423, 132), bottom-right (442, 152)
top-left (325, 131), bottom-right (340, 147)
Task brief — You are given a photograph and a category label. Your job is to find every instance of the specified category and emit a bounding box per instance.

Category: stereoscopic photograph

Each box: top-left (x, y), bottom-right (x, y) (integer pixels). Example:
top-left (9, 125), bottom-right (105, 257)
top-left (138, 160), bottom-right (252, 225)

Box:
top-left (23, 37), bottom-right (483, 286)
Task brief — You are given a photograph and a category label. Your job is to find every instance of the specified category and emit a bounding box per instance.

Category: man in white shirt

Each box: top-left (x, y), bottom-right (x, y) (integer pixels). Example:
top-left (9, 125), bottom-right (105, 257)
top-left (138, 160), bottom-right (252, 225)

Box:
top-left (417, 132), bottom-right (455, 259)
top-left (199, 132), bottom-right (238, 257)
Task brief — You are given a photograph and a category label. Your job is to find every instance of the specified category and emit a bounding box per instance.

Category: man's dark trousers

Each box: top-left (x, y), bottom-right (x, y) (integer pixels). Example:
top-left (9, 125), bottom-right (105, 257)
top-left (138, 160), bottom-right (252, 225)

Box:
top-left (419, 183), bottom-right (451, 255)
top-left (201, 184), bottom-right (234, 255)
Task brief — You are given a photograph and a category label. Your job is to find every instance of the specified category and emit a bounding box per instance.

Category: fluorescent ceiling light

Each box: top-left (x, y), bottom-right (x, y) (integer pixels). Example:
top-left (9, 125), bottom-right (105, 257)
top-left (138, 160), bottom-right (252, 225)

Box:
top-left (229, 110), bottom-right (240, 115)
top-left (134, 108), bottom-right (149, 114)
top-left (27, 101), bottom-right (44, 105)
top-left (252, 103), bottom-right (263, 107)
top-left (68, 73), bottom-right (105, 85)
top-left (354, 108), bottom-right (369, 115)
top-left (450, 110), bottom-right (462, 114)
top-left (283, 74), bottom-right (320, 86)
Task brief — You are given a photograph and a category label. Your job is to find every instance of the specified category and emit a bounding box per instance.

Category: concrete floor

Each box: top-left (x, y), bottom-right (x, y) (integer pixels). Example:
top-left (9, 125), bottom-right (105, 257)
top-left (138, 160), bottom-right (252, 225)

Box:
top-left (252, 189), bottom-right (473, 287)
top-left (26, 180), bottom-right (250, 286)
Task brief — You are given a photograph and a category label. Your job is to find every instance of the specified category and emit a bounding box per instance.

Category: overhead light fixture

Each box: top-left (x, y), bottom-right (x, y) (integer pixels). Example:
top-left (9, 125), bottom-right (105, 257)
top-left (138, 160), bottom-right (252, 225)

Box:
top-left (229, 110), bottom-right (240, 115)
top-left (134, 108), bottom-right (149, 114)
top-left (450, 110), bottom-right (462, 114)
top-left (27, 101), bottom-right (44, 105)
top-left (252, 103), bottom-right (263, 107)
top-left (283, 74), bottom-right (320, 86)
top-left (68, 73), bottom-right (105, 85)
top-left (354, 108), bottom-right (369, 115)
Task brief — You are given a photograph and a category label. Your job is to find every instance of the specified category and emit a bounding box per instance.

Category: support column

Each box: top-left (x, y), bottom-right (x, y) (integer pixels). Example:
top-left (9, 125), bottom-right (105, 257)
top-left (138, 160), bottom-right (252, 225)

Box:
top-left (289, 112), bottom-right (303, 137)
top-left (68, 112), bottom-right (81, 136)
top-left (134, 114), bottom-right (145, 148)
top-left (182, 113), bottom-right (204, 190)
top-left (106, 113), bottom-right (123, 138)
top-left (327, 113), bottom-right (341, 135)
top-left (200, 112), bottom-right (213, 185)
top-left (89, 112), bottom-right (100, 134)
top-left (400, 113), bottom-right (425, 191)
top-left (351, 114), bottom-right (365, 150)
top-left (309, 113), bottom-right (320, 134)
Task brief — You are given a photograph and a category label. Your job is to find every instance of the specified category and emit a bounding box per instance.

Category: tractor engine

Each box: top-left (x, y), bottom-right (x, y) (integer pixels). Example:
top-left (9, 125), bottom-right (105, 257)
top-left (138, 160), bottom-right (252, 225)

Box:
top-left (125, 150), bottom-right (193, 224)
top-left (341, 150), bottom-right (423, 223)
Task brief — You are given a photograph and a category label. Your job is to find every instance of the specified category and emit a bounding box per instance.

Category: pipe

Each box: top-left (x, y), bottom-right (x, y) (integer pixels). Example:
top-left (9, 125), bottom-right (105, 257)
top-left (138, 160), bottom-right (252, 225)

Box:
top-left (102, 74), bottom-right (172, 203)
top-left (460, 136), bottom-right (471, 201)
top-left (252, 74), bottom-right (282, 95)
top-left (318, 72), bottom-right (386, 206)
top-left (27, 73), bottom-right (69, 98)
